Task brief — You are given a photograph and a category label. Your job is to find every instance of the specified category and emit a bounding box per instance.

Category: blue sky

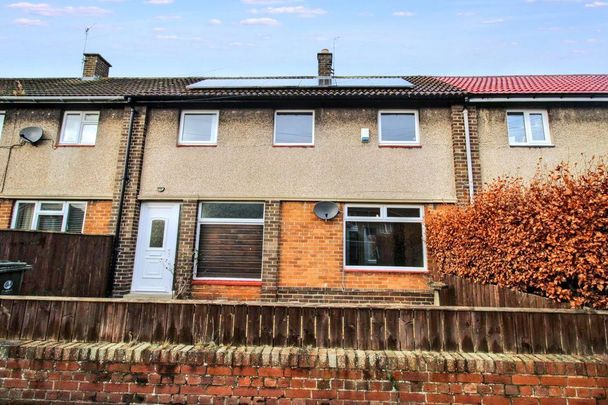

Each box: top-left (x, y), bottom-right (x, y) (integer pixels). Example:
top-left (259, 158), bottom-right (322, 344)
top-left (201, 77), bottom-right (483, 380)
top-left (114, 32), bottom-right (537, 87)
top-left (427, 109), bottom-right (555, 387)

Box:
top-left (1, 0), bottom-right (607, 77)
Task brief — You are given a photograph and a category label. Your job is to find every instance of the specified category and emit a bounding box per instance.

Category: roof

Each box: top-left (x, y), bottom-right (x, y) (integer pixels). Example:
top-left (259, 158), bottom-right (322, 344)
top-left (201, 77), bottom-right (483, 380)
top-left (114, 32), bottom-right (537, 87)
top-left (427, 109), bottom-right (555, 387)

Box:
top-left (437, 75), bottom-right (608, 95)
top-left (0, 76), bottom-right (463, 99)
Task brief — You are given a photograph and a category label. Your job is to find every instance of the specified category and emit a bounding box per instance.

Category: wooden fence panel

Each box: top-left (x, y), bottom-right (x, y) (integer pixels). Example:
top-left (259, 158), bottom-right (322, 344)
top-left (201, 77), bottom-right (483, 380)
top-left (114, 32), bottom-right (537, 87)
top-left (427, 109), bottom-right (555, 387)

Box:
top-left (0, 230), bottom-right (113, 297)
top-left (1, 297), bottom-right (606, 355)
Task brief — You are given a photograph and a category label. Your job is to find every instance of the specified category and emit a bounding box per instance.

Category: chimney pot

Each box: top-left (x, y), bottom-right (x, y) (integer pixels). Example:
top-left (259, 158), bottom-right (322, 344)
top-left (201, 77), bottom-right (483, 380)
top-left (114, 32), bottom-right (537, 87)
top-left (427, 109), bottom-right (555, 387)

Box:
top-left (82, 53), bottom-right (111, 79)
top-left (317, 49), bottom-right (333, 77)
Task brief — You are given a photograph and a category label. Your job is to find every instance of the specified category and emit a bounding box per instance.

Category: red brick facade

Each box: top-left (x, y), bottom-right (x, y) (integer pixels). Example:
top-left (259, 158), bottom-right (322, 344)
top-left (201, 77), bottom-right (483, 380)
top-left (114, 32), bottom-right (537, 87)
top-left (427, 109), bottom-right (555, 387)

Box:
top-left (83, 200), bottom-right (113, 235)
top-left (451, 105), bottom-right (482, 205)
top-left (1, 340), bottom-right (606, 404)
top-left (0, 199), bottom-right (13, 229)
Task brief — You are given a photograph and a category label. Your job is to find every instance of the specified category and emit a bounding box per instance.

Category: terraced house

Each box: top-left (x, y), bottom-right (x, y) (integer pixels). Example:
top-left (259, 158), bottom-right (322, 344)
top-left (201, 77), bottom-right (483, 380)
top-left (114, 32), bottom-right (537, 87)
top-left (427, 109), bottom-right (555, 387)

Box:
top-left (1, 50), bottom-right (606, 303)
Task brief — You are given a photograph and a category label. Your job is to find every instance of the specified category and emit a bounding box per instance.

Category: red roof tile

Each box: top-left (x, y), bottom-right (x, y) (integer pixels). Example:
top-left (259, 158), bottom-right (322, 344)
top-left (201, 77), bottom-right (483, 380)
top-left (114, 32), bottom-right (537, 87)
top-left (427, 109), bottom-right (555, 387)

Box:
top-left (437, 75), bottom-right (608, 95)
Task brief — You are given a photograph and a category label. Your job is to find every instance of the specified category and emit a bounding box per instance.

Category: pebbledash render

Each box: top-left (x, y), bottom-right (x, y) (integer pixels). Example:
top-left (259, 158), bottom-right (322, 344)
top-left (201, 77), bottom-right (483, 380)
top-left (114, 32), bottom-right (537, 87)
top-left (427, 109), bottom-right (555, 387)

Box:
top-left (0, 51), bottom-right (607, 303)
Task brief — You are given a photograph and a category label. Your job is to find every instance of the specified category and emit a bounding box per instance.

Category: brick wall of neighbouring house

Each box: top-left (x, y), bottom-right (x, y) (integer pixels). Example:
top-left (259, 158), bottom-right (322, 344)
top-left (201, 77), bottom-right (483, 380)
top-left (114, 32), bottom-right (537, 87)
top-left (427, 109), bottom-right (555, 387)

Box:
top-left (173, 200), bottom-right (197, 298)
top-left (83, 200), bottom-right (113, 235)
top-left (110, 106), bottom-right (148, 297)
top-left (1, 340), bottom-right (606, 404)
top-left (451, 105), bottom-right (482, 205)
top-left (0, 199), bottom-right (13, 228)
top-left (278, 202), bottom-right (431, 299)
top-left (191, 283), bottom-right (262, 300)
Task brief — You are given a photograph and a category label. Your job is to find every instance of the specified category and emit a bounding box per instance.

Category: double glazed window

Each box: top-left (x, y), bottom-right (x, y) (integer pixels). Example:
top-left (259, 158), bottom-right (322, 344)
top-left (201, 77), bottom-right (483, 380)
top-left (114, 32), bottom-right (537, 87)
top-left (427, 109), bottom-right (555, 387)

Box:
top-left (273, 111), bottom-right (315, 145)
top-left (344, 205), bottom-right (426, 271)
top-left (12, 201), bottom-right (86, 233)
top-left (178, 110), bottom-right (219, 145)
top-left (507, 110), bottom-right (551, 146)
top-left (60, 111), bottom-right (99, 145)
top-left (378, 111), bottom-right (420, 145)
top-left (195, 202), bottom-right (265, 280)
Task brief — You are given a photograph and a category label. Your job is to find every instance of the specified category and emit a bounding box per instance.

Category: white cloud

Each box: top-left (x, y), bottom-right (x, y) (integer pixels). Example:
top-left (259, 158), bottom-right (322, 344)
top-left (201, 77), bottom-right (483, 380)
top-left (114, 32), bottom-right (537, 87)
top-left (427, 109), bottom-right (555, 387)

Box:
top-left (585, 1), bottom-right (608, 7)
top-left (392, 11), bottom-right (414, 17)
top-left (456, 11), bottom-right (475, 17)
top-left (152, 27), bottom-right (166, 32)
top-left (265, 6), bottom-right (326, 17)
top-left (208, 18), bottom-right (222, 25)
top-left (7, 2), bottom-right (110, 16)
top-left (482, 17), bottom-right (506, 24)
top-left (242, 0), bottom-right (288, 4)
top-left (156, 34), bottom-right (178, 40)
top-left (14, 17), bottom-right (45, 25)
top-left (145, 0), bottom-right (174, 4)
top-left (239, 17), bottom-right (280, 26)
top-left (154, 14), bottom-right (181, 20)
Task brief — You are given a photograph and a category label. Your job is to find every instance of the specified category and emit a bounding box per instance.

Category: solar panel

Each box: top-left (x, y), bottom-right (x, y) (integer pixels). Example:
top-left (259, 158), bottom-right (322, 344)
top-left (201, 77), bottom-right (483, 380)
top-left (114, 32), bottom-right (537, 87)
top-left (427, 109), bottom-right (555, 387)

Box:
top-left (186, 77), bottom-right (413, 89)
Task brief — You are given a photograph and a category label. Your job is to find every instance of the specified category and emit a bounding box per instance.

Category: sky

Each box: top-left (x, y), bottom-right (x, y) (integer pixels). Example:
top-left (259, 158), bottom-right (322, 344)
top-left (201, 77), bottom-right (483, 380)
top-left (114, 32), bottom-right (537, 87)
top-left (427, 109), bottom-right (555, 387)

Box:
top-left (1, 0), bottom-right (607, 78)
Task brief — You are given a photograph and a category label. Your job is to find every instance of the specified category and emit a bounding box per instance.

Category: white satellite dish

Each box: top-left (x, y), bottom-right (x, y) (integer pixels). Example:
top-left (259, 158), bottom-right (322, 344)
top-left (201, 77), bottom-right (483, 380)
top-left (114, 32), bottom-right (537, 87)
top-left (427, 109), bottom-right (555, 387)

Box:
top-left (19, 127), bottom-right (43, 145)
top-left (313, 201), bottom-right (339, 220)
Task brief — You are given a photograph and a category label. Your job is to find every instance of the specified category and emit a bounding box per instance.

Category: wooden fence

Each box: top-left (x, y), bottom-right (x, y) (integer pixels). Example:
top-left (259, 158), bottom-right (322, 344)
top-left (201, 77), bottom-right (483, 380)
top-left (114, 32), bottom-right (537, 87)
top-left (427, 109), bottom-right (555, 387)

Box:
top-left (438, 274), bottom-right (570, 309)
top-left (1, 296), bottom-right (605, 355)
top-left (0, 230), bottom-right (113, 297)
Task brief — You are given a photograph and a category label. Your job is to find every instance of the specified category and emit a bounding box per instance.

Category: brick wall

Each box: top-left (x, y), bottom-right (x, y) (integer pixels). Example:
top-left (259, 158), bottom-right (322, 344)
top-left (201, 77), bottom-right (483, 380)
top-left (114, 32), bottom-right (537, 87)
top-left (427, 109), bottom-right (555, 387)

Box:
top-left (110, 106), bottom-right (148, 297)
top-left (174, 200), bottom-right (197, 299)
top-left (261, 200), bottom-right (281, 301)
top-left (451, 105), bottom-right (482, 205)
top-left (83, 200), bottom-right (112, 235)
top-left (1, 340), bottom-right (606, 404)
top-left (278, 202), bottom-right (431, 301)
top-left (0, 199), bottom-right (13, 229)
top-left (191, 283), bottom-right (262, 301)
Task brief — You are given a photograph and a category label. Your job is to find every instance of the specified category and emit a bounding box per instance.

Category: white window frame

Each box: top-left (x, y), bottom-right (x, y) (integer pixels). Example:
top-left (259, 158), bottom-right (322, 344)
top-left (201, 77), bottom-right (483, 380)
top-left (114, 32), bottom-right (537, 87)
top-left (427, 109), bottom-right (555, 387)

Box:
top-left (273, 110), bottom-right (315, 146)
top-left (506, 109), bottom-right (552, 146)
top-left (178, 110), bottom-right (219, 145)
top-left (11, 200), bottom-right (88, 233)
top-left (378, 110), bottom-right (421, 146)
top-left (59, 111), bottom-right (100, 145)
top-left (193, 201), bottom-right (265, 282)
top-left (0, 111), bottom-right (5, 141)
top-left (343, 203), bottom-right (427, 272)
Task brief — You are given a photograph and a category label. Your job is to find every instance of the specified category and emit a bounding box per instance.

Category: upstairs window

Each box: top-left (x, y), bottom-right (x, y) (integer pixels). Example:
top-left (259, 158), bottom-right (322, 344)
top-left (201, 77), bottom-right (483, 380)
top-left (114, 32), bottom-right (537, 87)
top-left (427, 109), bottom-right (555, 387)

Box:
top-left (179, 110), bottom-right (219, 145)
top-left (273, 111), bottom-right (314, 146)
top-left (507, 110), bottom-right (551, 146)
top-left (60, 111), bottom-right (99, 145)
top-left (344, 205), bottom-right (426, 271)
top-left (378, 111), bottom-right (420, 145)
top-left (12, 201), bottom-right (87, 233)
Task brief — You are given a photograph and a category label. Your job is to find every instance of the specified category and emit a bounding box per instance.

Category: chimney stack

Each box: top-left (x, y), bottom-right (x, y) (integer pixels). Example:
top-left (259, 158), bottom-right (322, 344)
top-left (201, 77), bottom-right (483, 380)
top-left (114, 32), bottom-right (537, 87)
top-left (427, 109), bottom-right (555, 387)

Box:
top-left (317, 49), bottom-right (333, 77)
top-left (82, 53), bottom-right (111, 79)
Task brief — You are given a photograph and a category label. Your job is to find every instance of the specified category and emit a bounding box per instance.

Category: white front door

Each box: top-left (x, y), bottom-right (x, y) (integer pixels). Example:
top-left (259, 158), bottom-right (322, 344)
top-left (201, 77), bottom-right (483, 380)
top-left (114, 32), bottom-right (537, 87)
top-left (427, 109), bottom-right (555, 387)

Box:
top-left (131, 202), bottom-right (180, 295)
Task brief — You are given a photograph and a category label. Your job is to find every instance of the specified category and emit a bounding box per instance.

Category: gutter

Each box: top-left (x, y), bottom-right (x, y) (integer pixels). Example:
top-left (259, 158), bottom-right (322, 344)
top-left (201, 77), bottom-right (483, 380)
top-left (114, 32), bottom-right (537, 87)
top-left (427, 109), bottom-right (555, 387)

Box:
top-left (107, 98), bottom-right (136, 296)
top-left (0, 96), bottom-right (125, 103)
top-left (463, 107), bottom-right (475, 203)
top-left (469, 96), bottom-right (608, 103)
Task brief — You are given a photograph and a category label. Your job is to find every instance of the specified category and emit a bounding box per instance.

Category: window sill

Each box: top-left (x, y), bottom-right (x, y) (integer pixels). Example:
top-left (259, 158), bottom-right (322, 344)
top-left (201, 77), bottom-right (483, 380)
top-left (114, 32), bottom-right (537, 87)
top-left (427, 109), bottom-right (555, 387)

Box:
top-left (272, 144), bottom-right (315, 148)
top-left (56, 144), bottom-right (95, 147)
top-left (378, 144), bottom-right (422, 149)
top-left (508, 144), bottom-right (555, 148)
top-left (192, 279), bottom-right (262, 286)
top-left (177, 143), bottom-right (217, 147)
top-left (344, 267), bottom-right (428, 274)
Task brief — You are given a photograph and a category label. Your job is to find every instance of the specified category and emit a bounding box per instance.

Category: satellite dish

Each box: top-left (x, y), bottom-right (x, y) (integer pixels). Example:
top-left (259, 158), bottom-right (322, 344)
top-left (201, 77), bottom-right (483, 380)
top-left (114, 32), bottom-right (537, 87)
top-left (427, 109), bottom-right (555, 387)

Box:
top-left (313, 201), bottom-right (339, 220)
top-left (19, 127), bottom-right (43, 145)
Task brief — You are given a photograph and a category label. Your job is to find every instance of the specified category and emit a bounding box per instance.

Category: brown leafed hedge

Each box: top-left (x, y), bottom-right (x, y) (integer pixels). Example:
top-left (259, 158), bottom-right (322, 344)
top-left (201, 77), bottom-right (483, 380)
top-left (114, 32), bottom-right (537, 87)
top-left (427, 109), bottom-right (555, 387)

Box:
top-left (426, 162), bottom-right (608, 309)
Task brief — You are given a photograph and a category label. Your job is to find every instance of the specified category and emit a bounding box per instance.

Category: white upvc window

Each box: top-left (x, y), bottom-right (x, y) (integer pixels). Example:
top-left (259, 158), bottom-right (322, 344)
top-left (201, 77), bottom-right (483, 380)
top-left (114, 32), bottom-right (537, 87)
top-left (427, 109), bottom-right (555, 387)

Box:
top-left (506, 110), bottom-right (551, 146)
top-left (378, 110), bottom-right (420, 145)
top-left (178, 110), bottom-right (219, 145)
top-left (60, 111), bottom-right (99, 145)
top-left (11, 201), bottom-right (87, 234)
top-left (344, 204), bottom-right (427, 272)
top-left (0, 111), bottom-right (5, 141)
top-left (273, 110), bottom-right (315, 146)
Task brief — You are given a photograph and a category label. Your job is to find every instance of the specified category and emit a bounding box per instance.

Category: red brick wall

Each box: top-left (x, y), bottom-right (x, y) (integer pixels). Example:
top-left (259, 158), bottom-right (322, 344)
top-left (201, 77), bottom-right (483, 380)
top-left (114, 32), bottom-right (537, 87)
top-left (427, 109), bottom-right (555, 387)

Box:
top-left (0, 199), bottom-right (13, 229)
top-left (1, 341), bottom-right (606, 404)
top-left (83, 200), bottom-right (112, 235)
top-left (191, 283), bottom-right (261, 301)
top-left (279, 201), bottom-right (430, 291)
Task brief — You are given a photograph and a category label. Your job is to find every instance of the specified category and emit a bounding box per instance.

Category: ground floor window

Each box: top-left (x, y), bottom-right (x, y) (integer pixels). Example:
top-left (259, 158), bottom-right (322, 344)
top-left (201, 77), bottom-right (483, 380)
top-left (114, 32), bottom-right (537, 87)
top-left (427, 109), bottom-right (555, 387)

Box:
top-left (11, 200), bottom-right (86, 233)
top-left (195, 202), bottom-right (264, 280)
top-left (344, 204), bottom-right (426, 271)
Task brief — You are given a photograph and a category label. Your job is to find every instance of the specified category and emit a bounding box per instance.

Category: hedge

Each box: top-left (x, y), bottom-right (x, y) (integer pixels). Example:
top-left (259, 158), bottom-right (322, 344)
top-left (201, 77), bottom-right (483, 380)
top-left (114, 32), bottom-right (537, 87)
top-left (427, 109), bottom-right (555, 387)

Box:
top-left (426, 162), bottom-right (608, 309)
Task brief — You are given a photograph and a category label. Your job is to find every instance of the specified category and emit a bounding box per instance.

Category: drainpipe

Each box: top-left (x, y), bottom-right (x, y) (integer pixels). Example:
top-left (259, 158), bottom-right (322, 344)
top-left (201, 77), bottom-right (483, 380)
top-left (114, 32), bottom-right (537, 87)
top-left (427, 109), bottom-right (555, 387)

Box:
top-left (107, 98), bottom-right (136, 296)
top-left (463, 105), bottom-right (475, 203)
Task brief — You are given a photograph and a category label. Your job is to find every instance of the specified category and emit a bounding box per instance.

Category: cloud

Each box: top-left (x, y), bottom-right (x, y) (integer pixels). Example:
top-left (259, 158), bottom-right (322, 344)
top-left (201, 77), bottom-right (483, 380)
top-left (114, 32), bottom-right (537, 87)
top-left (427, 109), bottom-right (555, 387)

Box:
top-left (264, 6), bottom-right (326, 17)
top-left (239, 17), bottom-right (280, 26)
top-left (392, 11), bottom-right (414, 17)
top-left (208, 18), bottom-right (222, 25)
top-left (242, 0), bottom-right (288, 4)
top-left (145, 0), bottom-right (174, 4)
top-left (482, 17), bottom-right (506, 24)
top-left (7, 2), bottom-right (110, 16)
top-left (14, 17), bottom-right (45, 25)
top-left (156, 34), bottom-right (178, 40)
top-left (585, 1), bottom-right (608, 6)
top-left (154, 14), bottom-right (181, 20)
top-left (152, 27), bottom-right (166, 32)
top-left (456, 11), bottom-right (475, 17)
